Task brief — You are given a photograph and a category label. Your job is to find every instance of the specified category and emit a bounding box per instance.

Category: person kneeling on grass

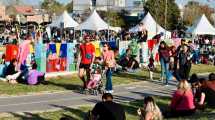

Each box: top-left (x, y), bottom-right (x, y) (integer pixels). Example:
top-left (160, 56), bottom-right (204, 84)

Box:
top-left (137, 96), bottom-right (163, 120)
top-left (27, 63), bottom-right (45, 85)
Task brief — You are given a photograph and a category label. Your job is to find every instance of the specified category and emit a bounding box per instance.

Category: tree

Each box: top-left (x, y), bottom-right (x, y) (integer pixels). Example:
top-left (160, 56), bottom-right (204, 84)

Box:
top-left (41, 0), bottom-right (65, 15)
top-left (145, 0), bottom-right (180, 30)
top-left (183, 1), bottom-right (215, 26)
top-left (97, 11), bottom-right (126, 27)
top-left (65, 1), bottom-right (73, 13)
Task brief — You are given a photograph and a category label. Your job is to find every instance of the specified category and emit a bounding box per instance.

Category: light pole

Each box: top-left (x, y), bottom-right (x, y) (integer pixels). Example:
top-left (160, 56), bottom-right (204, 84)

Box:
top-left (164, 0), bottom-right (167, 38)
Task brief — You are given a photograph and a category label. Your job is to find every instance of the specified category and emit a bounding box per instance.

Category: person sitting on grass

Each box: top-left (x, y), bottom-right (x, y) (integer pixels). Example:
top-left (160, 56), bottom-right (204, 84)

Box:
top-left (119, 48), bottom-right (139, 72)
top-left (27, 63), bottom-right (45, 85)
top-left (91, 93), bottom-right (126, 120)
top-left (137, 96), bottom-right (163, 120)
top-left (201, 73), bottom-right (215, 108)
top-left (5, 59), bottom-right (21, 84)
top-left (168, 80), bottom-right (195, 117)
top-left (193, 78), bottom-right (205, 110)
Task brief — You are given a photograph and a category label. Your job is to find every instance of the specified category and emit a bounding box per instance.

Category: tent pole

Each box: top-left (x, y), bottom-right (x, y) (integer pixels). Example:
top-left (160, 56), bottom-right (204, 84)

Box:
top-left (73, 28), bottom-right (75, 41)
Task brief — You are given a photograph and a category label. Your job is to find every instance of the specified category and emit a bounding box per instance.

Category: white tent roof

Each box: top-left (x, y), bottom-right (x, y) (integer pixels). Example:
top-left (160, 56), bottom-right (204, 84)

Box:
top-left (49, 11), bottom-right (79, 28)
top-left (187, 14), bottom-right (215, 35)
top-left (129, 12), bottom-right (171, 39)
top-left (76, 10), bottom-right (109, 31)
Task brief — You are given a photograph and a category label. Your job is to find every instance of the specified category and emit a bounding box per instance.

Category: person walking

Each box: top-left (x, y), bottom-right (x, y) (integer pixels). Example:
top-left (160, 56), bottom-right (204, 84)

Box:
top-left (178, 45), bottom-right (193, 80)
top-left (102, 43), bottom-right (115, 93)
top-left (158, 41), bottom-right (171, 85)
top-left (77, 35), bottom-right (95, 90)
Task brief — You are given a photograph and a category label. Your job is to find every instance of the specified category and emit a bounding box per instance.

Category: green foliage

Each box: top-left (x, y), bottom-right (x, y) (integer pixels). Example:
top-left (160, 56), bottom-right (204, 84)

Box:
top-left (145, 0), bottom-right (180, 30)
top-left (98, 11), bottom-right (126, 27)
top-left (65, 1), bottom-right (73, 13)
top-left (41, 0), bottom-right (65, 15)
top-left (183, 1), bottom-right (215, 26)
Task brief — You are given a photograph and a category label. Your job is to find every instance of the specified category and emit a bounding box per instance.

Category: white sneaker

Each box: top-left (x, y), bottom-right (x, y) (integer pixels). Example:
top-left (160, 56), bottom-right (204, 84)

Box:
top-left (105, 90), bottom-right (114, 93)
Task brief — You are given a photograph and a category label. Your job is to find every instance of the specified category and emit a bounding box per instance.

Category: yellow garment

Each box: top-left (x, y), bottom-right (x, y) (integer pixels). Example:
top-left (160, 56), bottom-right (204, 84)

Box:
top-left (92, 41), bottom-right (101, 57)
top-left (56, 43), bottom-right (61, 57)
top-left (29, 44), bottom-right (34, 54)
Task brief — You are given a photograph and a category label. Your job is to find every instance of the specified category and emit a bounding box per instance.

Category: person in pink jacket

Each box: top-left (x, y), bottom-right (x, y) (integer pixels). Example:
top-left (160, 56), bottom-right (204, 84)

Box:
top-left (169, 80), bottom-right (195, 117)
top-left (17, 38), bottom-right (31, 68)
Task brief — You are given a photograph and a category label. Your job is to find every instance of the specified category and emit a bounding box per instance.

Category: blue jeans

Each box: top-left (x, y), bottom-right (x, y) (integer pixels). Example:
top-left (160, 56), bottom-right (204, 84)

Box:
top-left (105, 68), bottom-right (113, 91)
top-left (160, 58), bottom-right (171, 84)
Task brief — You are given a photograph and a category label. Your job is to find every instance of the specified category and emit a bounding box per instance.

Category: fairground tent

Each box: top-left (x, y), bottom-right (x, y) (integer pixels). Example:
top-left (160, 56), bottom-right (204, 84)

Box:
top-left (49, 11), bottom-right (79, 28)
top-left (186, 14), bottom-right (215, 35)
top-left (76, 10), bottom-right (120, 31)
top-left (129, 12), bottom-right (171, 39)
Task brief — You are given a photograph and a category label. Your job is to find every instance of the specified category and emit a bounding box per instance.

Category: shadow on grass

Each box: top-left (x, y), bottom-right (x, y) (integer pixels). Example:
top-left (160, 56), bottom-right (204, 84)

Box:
top-left (10, 112), bottom-right (51, 120)
top-left (46, 80), bottom-right (82, 92)
top-left (113, 72), bottom-right (160, 83)
top-left (49, 104), bottom-right (87, 120)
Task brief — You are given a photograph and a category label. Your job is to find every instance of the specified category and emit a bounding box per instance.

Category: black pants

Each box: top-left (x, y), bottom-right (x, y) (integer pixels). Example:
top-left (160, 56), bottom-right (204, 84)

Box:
top-left (179, 63), bottom-right (191, 80)
top-left (37, 75), bottom-right (45, 85)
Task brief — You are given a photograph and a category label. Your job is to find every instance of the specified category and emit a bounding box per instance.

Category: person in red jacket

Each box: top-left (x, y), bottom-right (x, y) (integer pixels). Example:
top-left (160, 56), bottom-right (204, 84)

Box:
top-left (77, 35), bottom-right (95, 89)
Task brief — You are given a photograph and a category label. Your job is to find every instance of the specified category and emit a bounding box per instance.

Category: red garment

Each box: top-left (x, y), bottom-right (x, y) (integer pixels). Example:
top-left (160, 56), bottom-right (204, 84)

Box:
top-left (147, 39), bottom-right (155, 51)
top-left (47, 59), bottom-right (58, 72)
top-left (170, 90), bottom-right (195, 111)
top-left (80, 43), bottom-right (95, 64)
top-left (59, 58), bottom-right (67, 71)
top-left (5, 44), bottom-right (19, 62)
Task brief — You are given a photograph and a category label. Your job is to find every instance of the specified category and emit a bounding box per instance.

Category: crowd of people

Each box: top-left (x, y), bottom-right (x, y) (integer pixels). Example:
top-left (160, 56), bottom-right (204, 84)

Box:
top-left (0, 19), bottom-right (215, 120)
top-left (74, 72), bottom-right (215, 120)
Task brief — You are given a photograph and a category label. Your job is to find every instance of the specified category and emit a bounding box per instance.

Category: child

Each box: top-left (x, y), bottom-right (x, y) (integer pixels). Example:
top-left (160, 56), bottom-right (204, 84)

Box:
top-left (87, 68), bottom-right (102, 89)
top-left (27, 63), bottom-right (45, 85)
top-left (148, 56), bottom-right (155, 80)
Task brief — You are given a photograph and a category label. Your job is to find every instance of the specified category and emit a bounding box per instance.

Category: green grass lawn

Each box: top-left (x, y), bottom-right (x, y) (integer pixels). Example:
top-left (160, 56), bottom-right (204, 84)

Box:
top-left (1, 96), bottom-right (215, 120)
top-left (0, 64), bottom-right (214, 95)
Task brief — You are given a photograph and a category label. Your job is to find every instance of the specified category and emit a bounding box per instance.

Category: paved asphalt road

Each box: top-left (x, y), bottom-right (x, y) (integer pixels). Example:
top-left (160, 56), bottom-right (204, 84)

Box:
top-left (0, 80), bottom-right (177, 113)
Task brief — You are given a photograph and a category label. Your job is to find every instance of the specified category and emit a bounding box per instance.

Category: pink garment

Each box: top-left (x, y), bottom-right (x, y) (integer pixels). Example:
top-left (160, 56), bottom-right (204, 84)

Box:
top-left (18, 40), bottom-right (31, 65)
top-left (87, 74), bottom-right (101, 89)
top-left (102, 50), bottom-right (114, 61)
top-left (170, 90), bottom-right (195, 111)
top-left (173, 38), bottom-right (181, 48)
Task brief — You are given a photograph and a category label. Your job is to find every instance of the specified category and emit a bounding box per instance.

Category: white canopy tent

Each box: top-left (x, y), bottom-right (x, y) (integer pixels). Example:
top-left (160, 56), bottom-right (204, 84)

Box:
top-left (49, 11), bottom-right (79, 28)
top-left (76, 10), bottom-right (120, 32)
top-left (129, 12), bottom-right (171, 39)
top-left (187, 14), bottom-right (215, 35)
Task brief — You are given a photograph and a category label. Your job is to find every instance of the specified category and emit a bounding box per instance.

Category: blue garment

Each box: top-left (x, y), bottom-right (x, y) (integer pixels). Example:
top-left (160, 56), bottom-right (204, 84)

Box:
top-left (49, 43), bottom-right (56, 54)
top-left (60, 43), bottom-right (67, 58)
top-left (35, 44), bottom-right (43, 58)
top-left (160, 58), bottom-right (171, 84)
top-left (105, 68), bottom-right (113, 91)
top-left (0, 64), bottom-right (7, 77)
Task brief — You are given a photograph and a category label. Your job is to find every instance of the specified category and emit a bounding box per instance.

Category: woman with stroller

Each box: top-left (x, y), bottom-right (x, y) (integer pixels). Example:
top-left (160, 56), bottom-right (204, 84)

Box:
top-left (102, 43), bottom-right (116, 93)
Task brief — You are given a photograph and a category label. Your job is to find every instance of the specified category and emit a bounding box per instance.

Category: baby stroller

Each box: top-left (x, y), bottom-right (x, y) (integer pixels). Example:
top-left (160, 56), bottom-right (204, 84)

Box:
top-left (82, 63), bottom-right (105, 95)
